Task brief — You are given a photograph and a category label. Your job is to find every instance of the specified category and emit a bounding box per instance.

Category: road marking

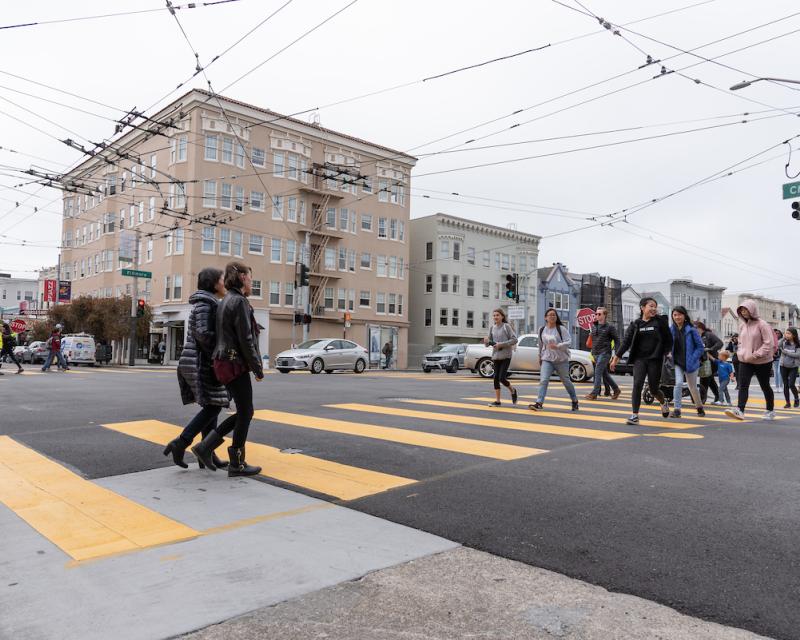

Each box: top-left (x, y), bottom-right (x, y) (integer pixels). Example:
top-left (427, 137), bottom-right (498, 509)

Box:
top-left (329, 404), bottom-right (638, 441)
top-left (101, 420), bottom-right (415, 501)
top-left (643, 432), bottom-right (704, 439)
top-left (394, 399), bottom-right (698, 430)
top-left (253, 409), bottom-right (545, 460)
top-left (0, 436), bottom-right (198, 562)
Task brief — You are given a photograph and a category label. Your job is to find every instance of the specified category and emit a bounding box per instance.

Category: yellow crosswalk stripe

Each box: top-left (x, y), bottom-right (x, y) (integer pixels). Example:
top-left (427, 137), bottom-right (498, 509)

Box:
top-left (329, 403), bottom-right (638, 441)
top-left (390, 399), bottom-right (699, 430)
top-left (253, 409), bottom-right (545, 460)
top-left (0, 436), bottom-right (198, 562)
top-left (102, 420), bottom-right (415, 501)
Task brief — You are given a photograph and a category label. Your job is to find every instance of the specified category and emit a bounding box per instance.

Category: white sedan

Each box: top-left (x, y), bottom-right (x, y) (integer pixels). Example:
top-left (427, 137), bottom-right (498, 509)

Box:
top-left (274, 338), bottom-right (369, 374)
top-left (464, 333), bottom-right (595, 382)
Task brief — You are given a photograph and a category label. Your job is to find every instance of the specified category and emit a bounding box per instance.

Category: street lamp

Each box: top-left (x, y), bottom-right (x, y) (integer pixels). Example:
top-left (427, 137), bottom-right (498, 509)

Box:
top-left (730, 77), bottom-right (800, 91)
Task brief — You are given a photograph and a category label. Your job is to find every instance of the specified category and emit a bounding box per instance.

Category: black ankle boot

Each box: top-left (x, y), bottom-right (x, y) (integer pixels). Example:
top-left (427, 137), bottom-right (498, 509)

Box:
top-left (210, 452), bottom-right (229, 469)
top-left (227, 446), bottom-right (261, 477)
top-left (163, 437), bottom-right (190, 469)
top-left (191, 431), bottom-right (224, 471)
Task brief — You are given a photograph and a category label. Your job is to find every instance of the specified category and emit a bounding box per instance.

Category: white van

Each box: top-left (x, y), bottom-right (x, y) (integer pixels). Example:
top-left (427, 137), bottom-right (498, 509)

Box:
top-left (62, 333), bottom-right (96, 366)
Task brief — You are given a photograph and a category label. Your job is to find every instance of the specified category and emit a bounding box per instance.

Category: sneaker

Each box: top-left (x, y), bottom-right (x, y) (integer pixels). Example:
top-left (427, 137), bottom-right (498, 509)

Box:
top-left (488, 401), bottom-right (501, 407)
top-left (611, 389), bottom-right (621, 400)
top-left (528, 402), bottom-right (543, 411)
top-left (511, 389), bottom-right (518, 405)
top-left (660, 401), bottom-right (670, 418)
top-left (724, 407), bottom-right (745, 420)
top-left (712, 400), bottom-right (723, 406)
top-left (763, 411), bottom-right (777, 421)
top-left (696, 406), bottom-right (706, 417)
top-left (571, 400), bottom-right (579, 412)
top-left (584, 393), bottom-right (597, 400)
top-left (784, 403), bottom-right (791, 410)
top-left (670, 409), bottom-right (682, 419)
top-left (795, 399), bottom-right (800, 408)
top-left (626, 415), bottom-right (639, 425)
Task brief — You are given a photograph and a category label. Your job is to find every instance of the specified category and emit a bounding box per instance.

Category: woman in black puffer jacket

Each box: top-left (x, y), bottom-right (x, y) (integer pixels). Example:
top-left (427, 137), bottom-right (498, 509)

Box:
top-left (163, 267), bottom-right (230, 469)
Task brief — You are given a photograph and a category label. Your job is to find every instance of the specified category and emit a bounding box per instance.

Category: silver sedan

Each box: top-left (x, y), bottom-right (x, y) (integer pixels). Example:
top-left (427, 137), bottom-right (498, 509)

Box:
top-left (274, 339), bottom-right (369, 374)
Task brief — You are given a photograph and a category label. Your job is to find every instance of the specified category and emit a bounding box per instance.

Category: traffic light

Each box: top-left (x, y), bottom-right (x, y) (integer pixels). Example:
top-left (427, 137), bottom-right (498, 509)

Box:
top-left (136, 298), bottom-right (146, 317)
top-left (298, 263), bottom-right (310, 287)
top-left (505, 273), bottom-right (519, 303)
top-left (792, 202), bottom-right (800, 220)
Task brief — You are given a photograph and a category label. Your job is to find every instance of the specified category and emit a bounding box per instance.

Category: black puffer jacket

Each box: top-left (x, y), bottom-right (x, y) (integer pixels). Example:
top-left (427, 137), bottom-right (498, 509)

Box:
top-left (213, 288), bottom-right (263, 378)
top-left (177, 290), bottom-right (230, 407)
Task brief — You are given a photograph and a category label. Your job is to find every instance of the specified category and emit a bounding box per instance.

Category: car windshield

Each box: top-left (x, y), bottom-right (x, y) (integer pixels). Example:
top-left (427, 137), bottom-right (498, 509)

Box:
top-left (297, 340), bottom-right (326, 349)
top-left (431, 344), bottom-right (459, 352)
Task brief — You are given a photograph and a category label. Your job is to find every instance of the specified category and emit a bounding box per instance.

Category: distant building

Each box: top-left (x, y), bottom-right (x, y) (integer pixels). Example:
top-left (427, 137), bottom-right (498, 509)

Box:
top-left (631, 278), bottom-right (725, 334)
top-left (536, 263), bottom-right (580, 346)
top-left (37, 265), bottom-right (58, 311)
top-left (0, 275), bottom-right (37, 317)
top-left (569, 271), bottom-right (624, 349)
top-left (722, 293), bottom-right (798, 331)
top-left (721, 307), bottom-right (739, 339)
top-left (621, 285), bottom-right (640, 328)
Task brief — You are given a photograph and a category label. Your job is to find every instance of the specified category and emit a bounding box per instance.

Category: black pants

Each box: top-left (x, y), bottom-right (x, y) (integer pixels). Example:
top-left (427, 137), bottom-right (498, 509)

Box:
top-left (493, 358), bottom-right (512, 390)
top-left (632, 358), bottom-right (665, 414)
top-left (178, 405), bottom-right (222, 445)
top-left (699, 375), bottom-right (719, 403)
top-left (737, 362), bottom-right (774, 412)
top-left (1, 348), bottom-right (22, 370)
top-left (780, 366), bottom-right (799, 404)
top-left (214, 373), bottom-right (254, 448)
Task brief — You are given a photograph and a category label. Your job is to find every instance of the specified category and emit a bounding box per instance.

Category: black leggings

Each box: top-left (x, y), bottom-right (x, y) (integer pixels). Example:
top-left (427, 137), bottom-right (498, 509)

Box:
top-left (737, 362), bottom-right (774, 412)
top-left (178, 405), bottom-right (222, 444)
top-left (780, 366), bottom-right (799, 404)
top-left (632, 358), bottom-right (665, 414)
top-left (214, 373), bottom-right (254, 448)
top-left (1, 348), bottom-right (22, 369)
top-left (493, 358), bottom-right (512, 390)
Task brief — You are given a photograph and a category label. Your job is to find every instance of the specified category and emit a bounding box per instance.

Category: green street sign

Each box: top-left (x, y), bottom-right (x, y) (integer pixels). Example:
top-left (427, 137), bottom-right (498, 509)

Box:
top-left (783, 181), bottom-right (800, 199)
top-left (121, 268), bottom-right (152, 279)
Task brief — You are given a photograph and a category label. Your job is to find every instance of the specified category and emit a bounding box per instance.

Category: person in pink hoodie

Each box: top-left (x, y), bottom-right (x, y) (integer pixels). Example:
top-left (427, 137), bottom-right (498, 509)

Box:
top-left (725, 299), bottom-right (776, 420)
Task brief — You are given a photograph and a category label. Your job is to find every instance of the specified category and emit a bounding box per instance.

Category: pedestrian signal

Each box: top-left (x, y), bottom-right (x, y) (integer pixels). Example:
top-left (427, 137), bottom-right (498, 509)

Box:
top-left (505, 273), bottom-right (519, 303)
top-left (136, 298), bottom-right (146, 317)
top-left (792, 202), bottom-right (800, 220)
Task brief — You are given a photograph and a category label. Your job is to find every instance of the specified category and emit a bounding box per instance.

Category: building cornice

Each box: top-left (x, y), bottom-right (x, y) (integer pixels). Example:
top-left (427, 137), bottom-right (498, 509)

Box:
top-left (418, 213), bottom-right (540, 246)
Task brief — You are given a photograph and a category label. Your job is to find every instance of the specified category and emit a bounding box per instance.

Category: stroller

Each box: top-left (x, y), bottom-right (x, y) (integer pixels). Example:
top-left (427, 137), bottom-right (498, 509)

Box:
top-left (642, 357), bottom-right (691, 405)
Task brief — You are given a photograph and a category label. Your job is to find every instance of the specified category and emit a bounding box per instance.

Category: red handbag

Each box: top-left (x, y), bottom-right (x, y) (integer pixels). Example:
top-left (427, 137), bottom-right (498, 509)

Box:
top-left (213, 357), bottom-right (246, 385)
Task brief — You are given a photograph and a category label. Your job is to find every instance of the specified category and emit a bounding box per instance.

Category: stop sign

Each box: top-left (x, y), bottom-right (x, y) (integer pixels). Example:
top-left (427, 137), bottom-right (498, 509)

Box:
top-left (576, 308), bottom-right (596, 331)
top-left (10, 319), bottom-right (27, 333)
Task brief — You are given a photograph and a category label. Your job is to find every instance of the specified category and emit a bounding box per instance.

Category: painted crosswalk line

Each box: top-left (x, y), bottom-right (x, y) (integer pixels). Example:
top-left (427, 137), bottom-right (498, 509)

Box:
top-left (391, 399), bottom-right (699, 430)
top-left (0, 436), bottom-right (199, 561)
top-left (329, 403), bottom-right (639, 441)
top-left (102, 420), bottom-right (415, 501)
top-left (252, 409), bottom-right (545, 460)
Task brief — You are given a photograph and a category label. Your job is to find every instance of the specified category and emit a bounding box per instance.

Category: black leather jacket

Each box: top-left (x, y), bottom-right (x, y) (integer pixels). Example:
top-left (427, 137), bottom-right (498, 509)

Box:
top-left (213, 288), bottom-right (263, 377)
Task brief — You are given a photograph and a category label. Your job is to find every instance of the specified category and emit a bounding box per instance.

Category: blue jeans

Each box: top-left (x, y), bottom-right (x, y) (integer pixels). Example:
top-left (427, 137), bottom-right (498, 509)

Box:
top-left (537, 360), bottom-right (578, 404)
top-left (773, 360), bottom-right (782, 388)
top-left (590, 353), bottom-right (619, 396)
top-left (42, 350), bottom-right (68, 370)
top-left (719, 378), bottom-right (731, 404)
top-left (673, 365), bottom-right (702, 410)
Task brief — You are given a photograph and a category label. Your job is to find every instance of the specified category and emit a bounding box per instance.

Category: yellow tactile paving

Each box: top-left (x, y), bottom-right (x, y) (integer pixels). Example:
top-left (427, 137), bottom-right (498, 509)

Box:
top-left (253, 409), bottom-right (545, 461)
top-left (0, 436), bottom-right (199, 562)
top-left (328, 403), bottom-right (639, 441)
top-left (102, 420), bottom-right (415, 501)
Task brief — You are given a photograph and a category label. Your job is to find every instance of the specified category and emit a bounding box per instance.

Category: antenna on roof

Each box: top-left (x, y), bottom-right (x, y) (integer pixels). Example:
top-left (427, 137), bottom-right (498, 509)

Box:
top-left (309, 110), bottom-right (321, 127)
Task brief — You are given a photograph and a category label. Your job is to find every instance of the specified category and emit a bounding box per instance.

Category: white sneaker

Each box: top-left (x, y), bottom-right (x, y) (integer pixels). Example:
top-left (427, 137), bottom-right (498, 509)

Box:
top-left (724, 407), bottom-right (745, 420)
top-left (712, 401), bottom-right (722, 406)
top-left (762, 411), bottom-right (776, 421)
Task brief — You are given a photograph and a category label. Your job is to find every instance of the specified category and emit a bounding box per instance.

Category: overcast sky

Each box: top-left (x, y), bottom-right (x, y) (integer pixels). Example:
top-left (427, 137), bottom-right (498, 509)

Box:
top-left (1, 0), bottom-right (798, 301)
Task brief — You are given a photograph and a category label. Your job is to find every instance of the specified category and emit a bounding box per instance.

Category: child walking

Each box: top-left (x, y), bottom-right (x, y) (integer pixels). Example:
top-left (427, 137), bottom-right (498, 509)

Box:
top-left (717, 351), bottom-right (735, 406)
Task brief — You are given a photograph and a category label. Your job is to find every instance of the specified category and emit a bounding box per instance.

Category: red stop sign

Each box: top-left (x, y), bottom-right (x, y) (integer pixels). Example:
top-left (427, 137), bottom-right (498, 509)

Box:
top-left (10, 319), bottom-right (27, 333)
top-left (576, 308), bottom-right (596, 331)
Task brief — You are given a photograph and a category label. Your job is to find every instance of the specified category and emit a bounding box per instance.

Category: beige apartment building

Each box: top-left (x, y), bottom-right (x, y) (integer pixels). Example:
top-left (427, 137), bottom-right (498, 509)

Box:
top-left (722, 293), bottom-right (799, 332)
top-left (59, 89), bottom-right (415, 366)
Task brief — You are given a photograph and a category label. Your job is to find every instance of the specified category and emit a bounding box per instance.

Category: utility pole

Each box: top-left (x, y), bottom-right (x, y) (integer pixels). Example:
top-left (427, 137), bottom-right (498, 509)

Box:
top-left (128, 229), bottom-right (141, 366)
top-left (302, 230), bottom-right (311, 343)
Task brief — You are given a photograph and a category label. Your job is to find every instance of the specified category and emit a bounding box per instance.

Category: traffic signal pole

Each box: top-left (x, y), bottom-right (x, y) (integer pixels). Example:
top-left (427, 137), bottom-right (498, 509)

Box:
top-left (128, 229), bottom-right (140, 366)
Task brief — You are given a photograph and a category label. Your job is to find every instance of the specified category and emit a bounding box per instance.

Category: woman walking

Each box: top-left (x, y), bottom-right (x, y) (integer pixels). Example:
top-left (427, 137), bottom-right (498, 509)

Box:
top-left (772, 329), bottom-right (784, 391)
top-left (610, 297), bottom-right (673, 425)
top-left (668, 306), bottom-right (705, 419)
top-left (725, 300), bottom-right (776, 421)
top-left (163, 268), bottom-right (229, 469)
top-left (779, 328), bottom-right (800, 408)
top-left (484, 308), bottom-right (518, 406)
top-left (528, 308), bottom-right (579, 412)
top-left (192, 262), bottom-right (264, 476)
top-left (695, 322), bottom-right (722, 405)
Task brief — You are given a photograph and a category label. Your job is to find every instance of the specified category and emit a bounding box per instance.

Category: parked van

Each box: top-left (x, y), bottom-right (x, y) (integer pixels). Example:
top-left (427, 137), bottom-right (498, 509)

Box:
top-left (62, 333), bottom-right (96, 366)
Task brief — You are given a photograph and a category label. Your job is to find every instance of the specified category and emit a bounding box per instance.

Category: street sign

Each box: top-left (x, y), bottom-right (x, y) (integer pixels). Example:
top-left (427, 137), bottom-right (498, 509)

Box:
top-left (507, 305), bottom-right (525, 320)
top-left (783, 181), bottom-right (800, 199)
top-left (10, 318), bottom-right (27, 333)
top-left (576, 308), bottom-right (596, 331)
top-left (121, 268), bottom-right (152, 279)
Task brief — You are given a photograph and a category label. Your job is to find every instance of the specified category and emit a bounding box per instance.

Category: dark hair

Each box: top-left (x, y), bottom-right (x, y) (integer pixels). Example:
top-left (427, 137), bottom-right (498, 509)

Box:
top-left (785, 327), bottom-right (799, 345)
top-left (543, 307), bottom-right (564, 327)
top-left (638, 297), bottom-right (657, 318)
top-left (197, 267), bottom-right (224, 293)
top-left (223, 261), bottom-right (251, 291)
top-left (694, 320), bottom-right (707, 332)
top-left (492, 308), bottom-right (507, 323)
top-left (671, 305), bottom-right (692, 325)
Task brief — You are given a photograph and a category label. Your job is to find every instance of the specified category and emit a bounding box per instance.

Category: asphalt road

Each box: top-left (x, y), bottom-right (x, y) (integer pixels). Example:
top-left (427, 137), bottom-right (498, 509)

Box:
top-left (2, 364), bottom-right (799, 639)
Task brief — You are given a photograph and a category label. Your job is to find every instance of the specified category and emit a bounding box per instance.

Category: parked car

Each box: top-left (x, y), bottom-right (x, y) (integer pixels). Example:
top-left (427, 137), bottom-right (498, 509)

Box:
top-left (275, 338), bottom-right (368, 374)
top-left (61, 334), bottom-right (96, 366)
top-left (27, 341), bottom-right (48, 364)
top-left (422, 343), bottom-right (467, 373)
top-left (464, 333), bottom-right (595, 383)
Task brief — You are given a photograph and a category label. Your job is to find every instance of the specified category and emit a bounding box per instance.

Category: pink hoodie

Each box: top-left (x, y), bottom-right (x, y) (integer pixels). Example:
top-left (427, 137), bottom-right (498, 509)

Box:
top-left (736, 299), bottom-right (775, 365)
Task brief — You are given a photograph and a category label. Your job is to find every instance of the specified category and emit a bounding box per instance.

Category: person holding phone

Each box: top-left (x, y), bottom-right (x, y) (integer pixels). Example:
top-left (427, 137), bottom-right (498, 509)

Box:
top-left (484, 308), bottom-right (518, 407)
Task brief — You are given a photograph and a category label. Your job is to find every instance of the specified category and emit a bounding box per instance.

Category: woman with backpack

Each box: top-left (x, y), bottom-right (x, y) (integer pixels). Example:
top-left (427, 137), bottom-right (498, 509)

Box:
top-left (528, 308), bottom-right (579, 412)
top-left (484, 308), bottom-right (518, 407)
top-left (669, 306), bottom-right (705, 419)
top-left (610, 297), bottom-right (673, 425)
top-left (725, 299), bottom-right (776, 421)
top-left (779, 327), bottom-right (800, 408)
top-left (164, 267), bottom-right (229, 470)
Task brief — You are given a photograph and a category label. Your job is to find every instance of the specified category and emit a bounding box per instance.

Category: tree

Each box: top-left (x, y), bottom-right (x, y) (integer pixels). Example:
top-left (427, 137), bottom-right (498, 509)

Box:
top-left (44, 296), bottom-right (152, 341)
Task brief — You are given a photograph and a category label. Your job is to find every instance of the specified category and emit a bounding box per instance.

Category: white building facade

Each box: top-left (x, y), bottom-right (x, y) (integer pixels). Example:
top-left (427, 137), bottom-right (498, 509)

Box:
top-left (0, 275), bottom-right (38, 316)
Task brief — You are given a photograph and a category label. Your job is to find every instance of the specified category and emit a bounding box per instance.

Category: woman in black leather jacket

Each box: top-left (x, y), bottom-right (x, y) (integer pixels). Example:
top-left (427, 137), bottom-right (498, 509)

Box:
top-left (163, 267), bottom-right (229, 469)
top-left (192, 261), bottom-right (263, 477)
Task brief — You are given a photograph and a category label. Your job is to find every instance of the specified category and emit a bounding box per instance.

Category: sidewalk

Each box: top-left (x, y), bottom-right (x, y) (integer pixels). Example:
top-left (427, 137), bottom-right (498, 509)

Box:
top-left (181, 546), bottom-right (769, 640)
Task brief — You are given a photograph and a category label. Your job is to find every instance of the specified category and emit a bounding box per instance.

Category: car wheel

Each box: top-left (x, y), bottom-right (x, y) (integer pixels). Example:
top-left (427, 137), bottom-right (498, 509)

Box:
top-left (422, 367), bottom-right (431, 373)
top-left (447, 360), bottom-right (458, 373)
top-left (568, 362), bottom-right (588, 383)
top-left (311, 358), bottom-right (324, 374)
top-left (354, 359), bottom-right (366, 374)
top-left (278, 368), bottom-right (291, 374)
top-left (477, 358), bottom-right (494, 378)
